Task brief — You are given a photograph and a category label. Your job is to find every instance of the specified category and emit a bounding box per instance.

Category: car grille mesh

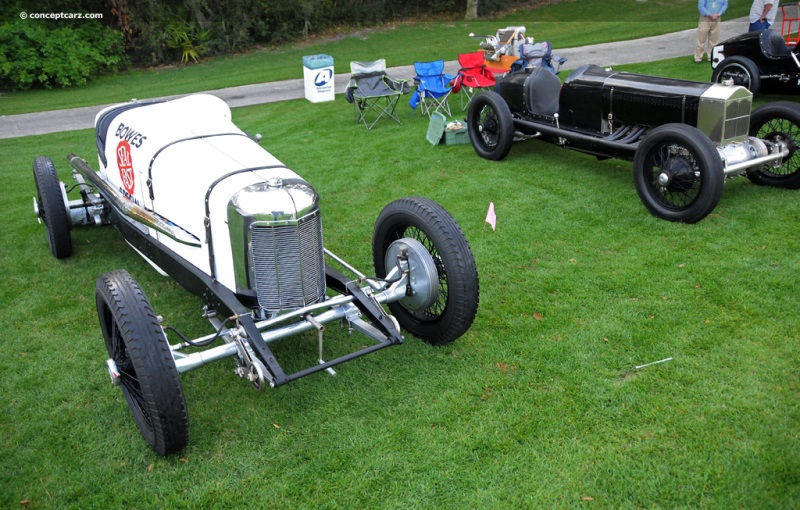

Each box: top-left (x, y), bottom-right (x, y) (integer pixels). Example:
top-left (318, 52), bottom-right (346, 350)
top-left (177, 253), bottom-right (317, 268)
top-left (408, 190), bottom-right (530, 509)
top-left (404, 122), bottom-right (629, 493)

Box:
top-left (250, 213), bottom-right (326, 312)
top-left (724, 97), bottom-right (751, 141)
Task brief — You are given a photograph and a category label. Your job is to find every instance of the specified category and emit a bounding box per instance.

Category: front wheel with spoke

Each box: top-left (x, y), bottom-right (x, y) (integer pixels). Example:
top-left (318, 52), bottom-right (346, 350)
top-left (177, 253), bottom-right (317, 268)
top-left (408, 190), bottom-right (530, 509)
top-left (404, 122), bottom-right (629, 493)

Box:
top-left (96, 269), bottom-right (189, 455)
top-left (467, 91), bottom-right (514, 161)
top-left (747, 101), bottom-right (800, 189)
top-left (633, 124), bottom-right (724, 223)
top-left (373, 197), bottom-right (479, 345)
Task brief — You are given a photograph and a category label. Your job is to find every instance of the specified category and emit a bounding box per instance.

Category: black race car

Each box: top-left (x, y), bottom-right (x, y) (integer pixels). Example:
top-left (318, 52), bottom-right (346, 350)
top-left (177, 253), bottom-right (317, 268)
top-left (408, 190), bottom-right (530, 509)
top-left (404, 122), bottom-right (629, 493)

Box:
top-left (711, 29), bottom-right (800, 94)
top-left (467, 64), bottom-right (800, 223)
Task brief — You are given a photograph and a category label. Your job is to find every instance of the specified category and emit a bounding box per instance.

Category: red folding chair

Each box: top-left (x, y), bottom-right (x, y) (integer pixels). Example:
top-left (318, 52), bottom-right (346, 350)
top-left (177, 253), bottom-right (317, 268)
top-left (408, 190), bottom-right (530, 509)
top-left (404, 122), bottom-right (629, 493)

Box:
top-left (451, 51), bottom-right (497, 110)
top-left (781, 3), bottom-right (800, 47)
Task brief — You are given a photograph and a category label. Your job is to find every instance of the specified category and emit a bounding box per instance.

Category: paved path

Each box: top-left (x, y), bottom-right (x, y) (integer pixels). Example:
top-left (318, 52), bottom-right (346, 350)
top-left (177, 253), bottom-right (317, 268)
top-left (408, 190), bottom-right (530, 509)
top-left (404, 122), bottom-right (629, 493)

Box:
top-left (0, 18), bottom-right (755, 139)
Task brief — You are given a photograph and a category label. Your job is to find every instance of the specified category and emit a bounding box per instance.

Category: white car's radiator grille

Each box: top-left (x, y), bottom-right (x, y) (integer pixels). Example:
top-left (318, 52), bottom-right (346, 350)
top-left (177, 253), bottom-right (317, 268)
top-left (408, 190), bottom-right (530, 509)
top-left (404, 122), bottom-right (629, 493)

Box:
top-left (250, 212), bottom-right (326, 312)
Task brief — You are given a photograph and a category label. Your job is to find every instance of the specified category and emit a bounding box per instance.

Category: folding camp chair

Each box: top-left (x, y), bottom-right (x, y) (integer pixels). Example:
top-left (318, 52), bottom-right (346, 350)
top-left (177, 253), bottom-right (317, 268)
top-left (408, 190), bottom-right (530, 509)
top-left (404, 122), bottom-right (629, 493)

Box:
top-left (451, 51), bottom-right (497, 110)
top-left (345, 59), bottom-right (410, 130)
top-left (782, 3), bottom-right (800, 46)
top-left (509, 41), bottom-right (567, 75)
top-left (410, 60), bottom-right (456, 117)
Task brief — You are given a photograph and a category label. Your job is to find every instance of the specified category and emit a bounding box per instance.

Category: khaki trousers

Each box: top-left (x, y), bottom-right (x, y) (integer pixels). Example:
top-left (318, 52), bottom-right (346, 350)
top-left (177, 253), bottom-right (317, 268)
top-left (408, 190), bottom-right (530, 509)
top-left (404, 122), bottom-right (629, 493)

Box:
top-left (695, 16), bottom-right (720, 61)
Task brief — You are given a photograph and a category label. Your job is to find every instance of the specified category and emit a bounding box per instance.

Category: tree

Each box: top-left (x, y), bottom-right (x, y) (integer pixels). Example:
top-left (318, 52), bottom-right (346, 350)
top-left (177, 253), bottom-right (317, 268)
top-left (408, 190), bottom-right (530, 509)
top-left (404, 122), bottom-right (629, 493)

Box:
top-left (466, 0), bottom-right (478, 20)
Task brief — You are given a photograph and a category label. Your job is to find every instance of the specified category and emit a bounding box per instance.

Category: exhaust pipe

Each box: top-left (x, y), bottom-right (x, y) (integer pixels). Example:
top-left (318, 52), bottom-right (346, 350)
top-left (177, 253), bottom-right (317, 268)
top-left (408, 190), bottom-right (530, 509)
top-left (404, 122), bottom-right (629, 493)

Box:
top-left (67, 153), bottom-right (201, 247)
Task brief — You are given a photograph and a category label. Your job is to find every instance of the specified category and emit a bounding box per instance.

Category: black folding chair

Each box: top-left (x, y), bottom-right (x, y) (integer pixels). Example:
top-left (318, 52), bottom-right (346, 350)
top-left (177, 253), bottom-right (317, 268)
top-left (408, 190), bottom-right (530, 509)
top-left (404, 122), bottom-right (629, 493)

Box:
top-left (345, 59), bottom-right (410, 130)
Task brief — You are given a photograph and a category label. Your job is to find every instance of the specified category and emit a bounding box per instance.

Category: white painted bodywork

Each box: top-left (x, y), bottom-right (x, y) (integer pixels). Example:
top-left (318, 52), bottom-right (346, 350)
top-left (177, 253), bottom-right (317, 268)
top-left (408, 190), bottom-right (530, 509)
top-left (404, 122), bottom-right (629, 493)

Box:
top-left (95, 94), bottom-right (306, 292)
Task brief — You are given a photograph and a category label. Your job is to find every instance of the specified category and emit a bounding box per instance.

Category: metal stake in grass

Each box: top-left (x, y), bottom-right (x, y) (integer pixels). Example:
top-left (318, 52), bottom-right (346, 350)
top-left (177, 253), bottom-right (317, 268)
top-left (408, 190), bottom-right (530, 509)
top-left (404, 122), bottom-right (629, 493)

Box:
top-left (635, 357), bottom-right (673, 370)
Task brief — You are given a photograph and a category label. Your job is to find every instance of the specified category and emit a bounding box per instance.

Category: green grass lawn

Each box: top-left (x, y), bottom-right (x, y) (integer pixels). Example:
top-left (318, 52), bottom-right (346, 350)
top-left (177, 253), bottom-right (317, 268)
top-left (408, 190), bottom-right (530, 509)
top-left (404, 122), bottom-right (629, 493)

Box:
top-left (2, 0), bottom-right (797, 503)
top-left (0, 0), bottom-right (751, 115)
top-left (2, 50), bottom-right (799, 507)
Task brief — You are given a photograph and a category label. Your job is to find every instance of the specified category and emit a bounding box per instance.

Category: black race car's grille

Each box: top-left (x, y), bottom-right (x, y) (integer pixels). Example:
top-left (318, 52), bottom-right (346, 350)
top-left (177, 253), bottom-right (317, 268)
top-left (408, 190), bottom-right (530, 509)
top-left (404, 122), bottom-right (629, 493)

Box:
top-left (250, 212), bottom-right (325, 312)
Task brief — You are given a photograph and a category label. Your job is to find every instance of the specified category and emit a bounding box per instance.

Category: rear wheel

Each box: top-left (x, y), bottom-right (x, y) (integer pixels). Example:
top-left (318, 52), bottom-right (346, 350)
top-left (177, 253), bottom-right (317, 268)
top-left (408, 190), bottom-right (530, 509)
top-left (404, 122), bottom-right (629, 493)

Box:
top-left (747, 101), bottom-right (800, 188)
top-left (467, 91), bottom-right (514, 160)
top-left (373, 197), bottom-right (479, 345)
top-left (33, 156), bottom-right (72, 259)
top-left (712, 56), bottom-right (761, 94)
top-left (633, 124), bottom-right (724, 223)
top-left (96, 269), bottom-right (189, 456)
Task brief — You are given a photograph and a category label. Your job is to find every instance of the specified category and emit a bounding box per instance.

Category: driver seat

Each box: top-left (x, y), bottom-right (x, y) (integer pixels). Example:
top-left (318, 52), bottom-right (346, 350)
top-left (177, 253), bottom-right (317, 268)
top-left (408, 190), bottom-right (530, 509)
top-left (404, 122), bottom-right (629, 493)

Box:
top-left (523, 66), bottom-right (561, 117)
top-left (760, 29), bottom-right (791, 59)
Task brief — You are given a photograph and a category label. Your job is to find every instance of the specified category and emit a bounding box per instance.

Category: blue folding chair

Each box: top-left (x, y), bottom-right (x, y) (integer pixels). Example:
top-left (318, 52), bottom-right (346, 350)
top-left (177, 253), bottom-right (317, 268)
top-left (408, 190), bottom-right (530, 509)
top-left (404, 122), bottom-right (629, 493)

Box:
top-left (410, 60), bottom-right (456, 117)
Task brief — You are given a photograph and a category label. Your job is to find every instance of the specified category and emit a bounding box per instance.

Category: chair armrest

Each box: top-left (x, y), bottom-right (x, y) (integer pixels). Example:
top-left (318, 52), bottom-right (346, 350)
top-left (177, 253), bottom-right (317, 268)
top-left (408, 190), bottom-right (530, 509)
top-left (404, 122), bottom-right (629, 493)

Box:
top-left (385, 76), bottom-right (411, 94)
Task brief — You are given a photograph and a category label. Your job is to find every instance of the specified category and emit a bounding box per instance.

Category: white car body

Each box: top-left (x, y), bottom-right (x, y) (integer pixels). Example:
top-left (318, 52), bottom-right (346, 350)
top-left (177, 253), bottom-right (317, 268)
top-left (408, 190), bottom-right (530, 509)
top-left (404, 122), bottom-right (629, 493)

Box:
top-left (96, 94), bottom-right (307, 293)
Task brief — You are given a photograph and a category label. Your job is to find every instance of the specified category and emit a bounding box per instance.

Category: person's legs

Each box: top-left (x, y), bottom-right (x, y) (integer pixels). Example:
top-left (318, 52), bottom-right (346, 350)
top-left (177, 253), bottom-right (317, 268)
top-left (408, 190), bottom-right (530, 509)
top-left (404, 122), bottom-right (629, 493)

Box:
top-left (708, 19), bottom-right (720, 58)
top-left (695, 17), bottom-right (711, 62)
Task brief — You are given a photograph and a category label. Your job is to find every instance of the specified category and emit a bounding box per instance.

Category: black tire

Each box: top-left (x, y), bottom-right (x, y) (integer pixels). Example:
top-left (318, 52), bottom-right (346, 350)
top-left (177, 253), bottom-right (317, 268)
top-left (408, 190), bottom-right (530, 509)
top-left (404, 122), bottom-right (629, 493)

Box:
top-left (467, 91), bottom-right (514, 161)
top-left (633, 124), bottom-right (725, 223)
top-left (96, 270), bottom-right (189, 456)
top-left (711, 56), bottom-right (761, 94)
top-left (33, 156), bottom-right (72, 259)
top-left (747, 101), bottom-right (800, 189)
top-left (372, 197), bottom-right (479, 345)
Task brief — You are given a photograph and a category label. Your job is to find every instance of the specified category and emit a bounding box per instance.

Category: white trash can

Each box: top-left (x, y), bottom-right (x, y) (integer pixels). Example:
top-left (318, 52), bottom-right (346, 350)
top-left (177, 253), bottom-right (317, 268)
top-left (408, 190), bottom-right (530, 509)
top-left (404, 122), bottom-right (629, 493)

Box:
top-left (303, 54), bottom-right (335, 103)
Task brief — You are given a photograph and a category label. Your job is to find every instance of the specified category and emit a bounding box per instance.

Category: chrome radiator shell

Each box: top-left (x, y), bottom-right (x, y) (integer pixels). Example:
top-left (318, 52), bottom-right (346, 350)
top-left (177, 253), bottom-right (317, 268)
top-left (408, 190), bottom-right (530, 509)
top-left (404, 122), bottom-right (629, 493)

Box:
top-left (227, 177), bottom-right (326, 312)
top-left (697, 83), bottom-right (753, 145)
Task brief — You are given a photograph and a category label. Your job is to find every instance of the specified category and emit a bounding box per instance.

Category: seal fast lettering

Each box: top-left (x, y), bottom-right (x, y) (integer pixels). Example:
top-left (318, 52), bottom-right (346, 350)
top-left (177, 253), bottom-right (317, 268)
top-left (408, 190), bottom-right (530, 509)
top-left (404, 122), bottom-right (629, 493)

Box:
top-left (116, 140), bottom-right (135, 195)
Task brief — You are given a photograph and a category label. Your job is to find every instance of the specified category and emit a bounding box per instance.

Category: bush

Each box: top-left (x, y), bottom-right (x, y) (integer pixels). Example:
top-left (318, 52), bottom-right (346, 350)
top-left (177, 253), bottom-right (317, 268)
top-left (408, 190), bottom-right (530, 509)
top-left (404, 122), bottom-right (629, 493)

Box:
top-left (114, 0), bottom-right (540, 67)
top-left (0, 1), bottom-right (542, 77)
top-left (0, 19), bottom-right (128, 91)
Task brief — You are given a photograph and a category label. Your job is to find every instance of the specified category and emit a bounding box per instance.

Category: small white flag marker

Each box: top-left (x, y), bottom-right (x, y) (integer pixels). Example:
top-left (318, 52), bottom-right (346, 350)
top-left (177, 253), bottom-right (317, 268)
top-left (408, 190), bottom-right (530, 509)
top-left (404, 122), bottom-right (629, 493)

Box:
top-left (485, 202), bottom-right (496, 231)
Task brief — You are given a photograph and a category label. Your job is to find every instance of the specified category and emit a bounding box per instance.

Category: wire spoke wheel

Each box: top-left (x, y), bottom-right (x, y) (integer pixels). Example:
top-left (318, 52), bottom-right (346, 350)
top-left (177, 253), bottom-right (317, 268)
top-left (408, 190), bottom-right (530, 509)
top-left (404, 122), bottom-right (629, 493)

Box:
top-left (97, 269), bottom-right (189, 455)
top-left (105, 311), bottom-right (153, 427)
top-left (467, 91), bottom-right (513, 160)
top-left (373, 197), bottom-right (479, 345)
top-left (747, 101), bottom-right (800, 188)
top-left (641, 144), bottom-right (702, 210)
top-left (476, 104), bottom-right (502, 148)
top-left (633, 124), bottom-right (724, 223)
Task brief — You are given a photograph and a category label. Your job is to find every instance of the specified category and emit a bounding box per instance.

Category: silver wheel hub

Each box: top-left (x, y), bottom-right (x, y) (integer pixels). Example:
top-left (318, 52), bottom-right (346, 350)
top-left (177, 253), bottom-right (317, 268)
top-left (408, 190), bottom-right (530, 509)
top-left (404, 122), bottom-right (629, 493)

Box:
top-left (385, 237), bottom-right (439, 311)
top-left (248, 358), bottom-right (266, 391)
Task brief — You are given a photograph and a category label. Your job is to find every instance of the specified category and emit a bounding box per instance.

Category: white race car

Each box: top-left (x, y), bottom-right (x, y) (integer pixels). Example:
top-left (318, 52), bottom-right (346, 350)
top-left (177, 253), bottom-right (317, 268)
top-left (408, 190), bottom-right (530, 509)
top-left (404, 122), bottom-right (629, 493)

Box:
top-left (33, 94), bottom-right (480, 455)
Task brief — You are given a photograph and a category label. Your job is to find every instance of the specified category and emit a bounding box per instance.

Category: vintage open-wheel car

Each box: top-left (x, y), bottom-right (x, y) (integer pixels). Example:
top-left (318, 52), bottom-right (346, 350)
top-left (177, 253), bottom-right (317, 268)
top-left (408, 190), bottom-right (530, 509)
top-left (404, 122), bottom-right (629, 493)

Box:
top-left (467, 64), bottom-right (800, 223)
top-left (32, 94), bottom-right (480, 455)
top-left (711, 29), bottom-right (800, 95)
